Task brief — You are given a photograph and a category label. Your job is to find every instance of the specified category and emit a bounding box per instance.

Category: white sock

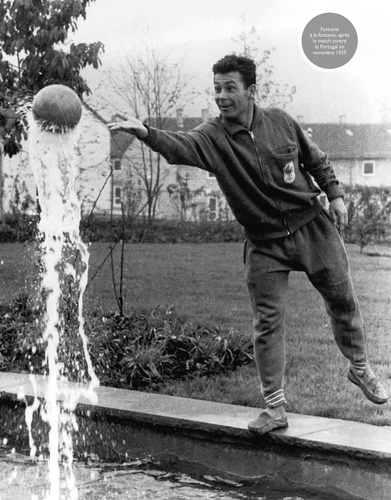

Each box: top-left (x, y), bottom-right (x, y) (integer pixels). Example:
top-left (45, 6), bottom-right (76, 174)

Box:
top-left (264, 389), bottom-right (287, 407)
top-left (349, 360), bottom-right (366, 377)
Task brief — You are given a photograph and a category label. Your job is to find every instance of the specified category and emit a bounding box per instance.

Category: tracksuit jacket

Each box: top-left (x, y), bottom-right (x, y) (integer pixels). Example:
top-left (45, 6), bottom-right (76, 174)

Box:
top-left (142, 104), bottom-right (344, 241)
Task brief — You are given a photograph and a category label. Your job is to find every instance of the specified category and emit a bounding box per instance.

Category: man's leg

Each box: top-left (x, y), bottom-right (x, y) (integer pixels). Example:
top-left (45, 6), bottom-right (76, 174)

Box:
top-left (296, 211), bottom-right (388, 405)
top-left (244, 238), bottom-right (291, 434)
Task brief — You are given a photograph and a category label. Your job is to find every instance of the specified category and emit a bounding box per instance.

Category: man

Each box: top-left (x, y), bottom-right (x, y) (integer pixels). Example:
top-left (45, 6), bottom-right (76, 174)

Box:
top-left (108, 54), bottom-right (388, 435)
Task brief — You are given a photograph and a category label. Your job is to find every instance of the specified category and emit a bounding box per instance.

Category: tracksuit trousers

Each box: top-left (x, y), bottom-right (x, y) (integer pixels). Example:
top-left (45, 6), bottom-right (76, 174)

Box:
top-left (244, 209), bottom-right (367, 407)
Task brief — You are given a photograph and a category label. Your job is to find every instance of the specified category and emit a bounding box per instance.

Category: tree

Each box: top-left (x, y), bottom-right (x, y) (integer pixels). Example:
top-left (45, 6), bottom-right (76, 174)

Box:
top-left (233, 15), bottom-right (296, 108)
top-left (0, 0), bottom-right (104, 157)
top-left (106, 48), bottom-right (196, 223)
top-left (344, 185), bottom-right (391, 252)
top-left (167, 171), bottom-right (205, 221)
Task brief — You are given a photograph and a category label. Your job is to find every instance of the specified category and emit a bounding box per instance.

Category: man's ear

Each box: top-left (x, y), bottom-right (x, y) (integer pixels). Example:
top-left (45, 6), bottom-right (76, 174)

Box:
top-left (248, 84), bottom-right (257, 100)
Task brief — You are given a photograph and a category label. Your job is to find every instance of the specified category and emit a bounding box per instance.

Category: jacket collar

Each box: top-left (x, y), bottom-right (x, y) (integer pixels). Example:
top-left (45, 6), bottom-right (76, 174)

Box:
top-left (219, 104), bottom-right (264, 136)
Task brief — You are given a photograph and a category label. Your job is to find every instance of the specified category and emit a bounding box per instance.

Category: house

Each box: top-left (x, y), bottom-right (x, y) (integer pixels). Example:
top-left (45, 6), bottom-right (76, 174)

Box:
top-left (300, 121), bottom-right (391, 201)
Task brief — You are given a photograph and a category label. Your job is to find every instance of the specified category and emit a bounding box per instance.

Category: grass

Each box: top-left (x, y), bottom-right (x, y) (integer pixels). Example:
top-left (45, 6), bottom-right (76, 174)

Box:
top-left (1, 241), bottom-right (391, 426)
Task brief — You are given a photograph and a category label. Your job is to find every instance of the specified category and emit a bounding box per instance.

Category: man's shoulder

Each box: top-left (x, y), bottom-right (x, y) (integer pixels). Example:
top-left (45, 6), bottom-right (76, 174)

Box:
top-left (193, 116), bottom-right (222, 134)
top-left (263, 106), bottom-right (293, 122)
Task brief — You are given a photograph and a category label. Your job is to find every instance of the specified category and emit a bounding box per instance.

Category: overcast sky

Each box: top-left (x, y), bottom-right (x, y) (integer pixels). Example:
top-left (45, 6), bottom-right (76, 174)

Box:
top-left (73, 0), bottom-right (391, 123)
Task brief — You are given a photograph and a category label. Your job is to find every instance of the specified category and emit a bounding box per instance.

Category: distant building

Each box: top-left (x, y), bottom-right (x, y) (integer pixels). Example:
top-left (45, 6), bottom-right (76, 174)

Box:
top-left (300, 122), bottom-right (391, 205)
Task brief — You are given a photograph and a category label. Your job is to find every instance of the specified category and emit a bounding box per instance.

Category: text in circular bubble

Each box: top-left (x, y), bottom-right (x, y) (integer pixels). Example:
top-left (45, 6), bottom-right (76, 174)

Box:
top-left (302, 13), bottom-right (358, 69)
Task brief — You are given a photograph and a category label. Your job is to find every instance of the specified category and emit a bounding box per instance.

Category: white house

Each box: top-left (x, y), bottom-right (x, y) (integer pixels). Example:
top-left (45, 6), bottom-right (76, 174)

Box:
top-left (301, 121), bottom-right (391, 204)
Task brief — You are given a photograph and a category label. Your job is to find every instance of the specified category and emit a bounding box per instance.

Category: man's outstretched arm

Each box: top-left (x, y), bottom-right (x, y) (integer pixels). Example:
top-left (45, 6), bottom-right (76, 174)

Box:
top-left (108, 117), bottom-right (216, 172)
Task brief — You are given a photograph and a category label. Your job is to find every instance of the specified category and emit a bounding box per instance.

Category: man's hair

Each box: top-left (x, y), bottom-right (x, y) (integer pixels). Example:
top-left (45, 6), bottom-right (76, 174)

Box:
top-left (212, 54), bottom-right (256, 88)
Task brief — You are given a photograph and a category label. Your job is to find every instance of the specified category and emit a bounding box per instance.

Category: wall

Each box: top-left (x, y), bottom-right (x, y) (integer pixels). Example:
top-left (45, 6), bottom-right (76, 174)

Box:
top-left (331, 158), bottom-right (391, 188)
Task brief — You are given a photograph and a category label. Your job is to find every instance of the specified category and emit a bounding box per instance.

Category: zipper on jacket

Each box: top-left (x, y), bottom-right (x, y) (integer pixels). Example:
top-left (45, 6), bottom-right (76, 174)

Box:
top-left (248, 130), bottom-right (266, 182)
top-left (249, 130), bottom-right (291, 236)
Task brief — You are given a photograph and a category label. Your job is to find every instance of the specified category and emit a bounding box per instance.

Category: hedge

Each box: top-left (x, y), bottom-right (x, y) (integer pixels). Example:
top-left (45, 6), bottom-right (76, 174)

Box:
top-left (0, 215), bottom-right (245, 244)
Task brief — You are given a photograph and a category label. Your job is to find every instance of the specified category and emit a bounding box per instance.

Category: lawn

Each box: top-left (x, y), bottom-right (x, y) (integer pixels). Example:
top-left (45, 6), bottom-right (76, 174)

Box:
top-left (1, 241), bottom-right (391, 426)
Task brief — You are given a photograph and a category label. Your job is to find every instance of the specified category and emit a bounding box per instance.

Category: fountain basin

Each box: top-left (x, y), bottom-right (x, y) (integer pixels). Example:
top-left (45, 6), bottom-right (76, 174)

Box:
top-left (0, 372), bottom-right (390, 500)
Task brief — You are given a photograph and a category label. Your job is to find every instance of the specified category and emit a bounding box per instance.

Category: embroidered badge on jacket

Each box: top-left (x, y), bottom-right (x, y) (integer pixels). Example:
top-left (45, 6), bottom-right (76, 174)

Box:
top-left (283, 161), bottom-right (295, 184)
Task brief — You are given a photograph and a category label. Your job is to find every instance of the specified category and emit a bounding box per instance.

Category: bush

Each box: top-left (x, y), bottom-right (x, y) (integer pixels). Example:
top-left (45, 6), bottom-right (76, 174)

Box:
top-left (0, 214), bottom-right (244, 244)
top-left (344, 185), bottom-right (391, 250)
top-left (0, 213), bottom-right (39, 242)
top-left (81, 217), bottom-right (244, 244)
top-left (0, 295), bottom-right (253, 390)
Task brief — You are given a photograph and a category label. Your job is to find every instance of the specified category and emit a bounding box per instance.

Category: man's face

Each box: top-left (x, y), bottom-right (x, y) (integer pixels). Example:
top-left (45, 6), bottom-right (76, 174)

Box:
top-left (214, 71), bottom-right (255, 124)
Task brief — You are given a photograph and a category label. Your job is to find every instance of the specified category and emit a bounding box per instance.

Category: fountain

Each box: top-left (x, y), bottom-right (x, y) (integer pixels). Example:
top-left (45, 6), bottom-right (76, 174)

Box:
top-left (24, 84), bottom-right (99, 500)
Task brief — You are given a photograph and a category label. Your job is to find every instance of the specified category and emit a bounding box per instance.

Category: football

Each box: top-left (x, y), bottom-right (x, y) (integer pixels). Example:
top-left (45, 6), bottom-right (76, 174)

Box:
top-left (32, 84), bottom-right (82, 132)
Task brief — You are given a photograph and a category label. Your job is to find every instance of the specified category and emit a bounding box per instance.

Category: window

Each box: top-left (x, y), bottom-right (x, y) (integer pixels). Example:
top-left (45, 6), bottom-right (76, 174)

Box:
top-left (114, 187), bottom-right (122, 205)
top-left (363, 161), bottom-right (375, 176)
top-left (208, 196), bottom-right (217, 220)
top-left (113, 159), bottom-right (121, 170)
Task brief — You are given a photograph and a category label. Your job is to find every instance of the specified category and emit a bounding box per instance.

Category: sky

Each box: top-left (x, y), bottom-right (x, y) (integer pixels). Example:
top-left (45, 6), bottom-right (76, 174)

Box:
top-left (72, 0), bottom-right (391, 123)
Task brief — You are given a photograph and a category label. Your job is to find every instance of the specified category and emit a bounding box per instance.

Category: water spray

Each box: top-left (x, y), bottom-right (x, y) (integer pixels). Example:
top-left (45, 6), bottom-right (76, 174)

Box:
top-left (28, 84), bottom-right (99, 500)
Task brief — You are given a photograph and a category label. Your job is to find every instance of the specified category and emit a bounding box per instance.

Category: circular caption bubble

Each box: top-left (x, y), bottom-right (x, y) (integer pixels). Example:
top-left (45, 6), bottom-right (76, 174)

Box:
top-left (302, 13), bottom-right (358, 69)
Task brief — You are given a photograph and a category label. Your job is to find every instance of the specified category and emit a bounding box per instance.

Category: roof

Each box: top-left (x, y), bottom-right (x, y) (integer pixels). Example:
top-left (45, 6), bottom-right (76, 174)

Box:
top-left (147, 116), bottom-right (203, 132)
top-left (110, 129), bottom-right (136, 159)
top-left (301, 123), bottom-right (391, 160)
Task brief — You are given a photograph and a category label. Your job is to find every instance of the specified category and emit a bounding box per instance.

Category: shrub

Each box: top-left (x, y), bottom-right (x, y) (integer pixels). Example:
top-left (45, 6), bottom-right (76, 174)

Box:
top-left (0, 295), bottom-right (253, 390)
top-left (344, 185), bottom-right (391, 250)
top-left (0, 213), bottom-right (39, 242)
top-left (81, 217), bottom-right (244, 244)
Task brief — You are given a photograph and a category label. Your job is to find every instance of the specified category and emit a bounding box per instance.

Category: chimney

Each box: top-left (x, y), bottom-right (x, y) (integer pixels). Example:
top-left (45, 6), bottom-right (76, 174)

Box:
top-left (339, 115), bottom-right (346, 124)
top-left (176, 108), bottom-right (184, 128)
top-left (202, 108), bottom-right (210, 122)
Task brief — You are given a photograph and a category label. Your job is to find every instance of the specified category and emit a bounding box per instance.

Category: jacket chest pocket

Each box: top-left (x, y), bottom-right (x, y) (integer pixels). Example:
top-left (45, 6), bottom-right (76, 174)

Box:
top-left (270, 144), bottom-right (299, 185)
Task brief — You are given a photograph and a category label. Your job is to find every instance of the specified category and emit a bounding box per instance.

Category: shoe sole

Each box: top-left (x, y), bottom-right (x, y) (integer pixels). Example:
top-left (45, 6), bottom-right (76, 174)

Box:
top-left (348, 371), bottom-right (388, 405)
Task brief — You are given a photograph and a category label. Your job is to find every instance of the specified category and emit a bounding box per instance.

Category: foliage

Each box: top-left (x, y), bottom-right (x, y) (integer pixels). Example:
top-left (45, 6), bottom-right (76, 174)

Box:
top-left (0, 0), bottom-right (104, 157)
top-left (82, 218), bottom-right (244, 243)
top-left (233, 21), bottom-right (296, 107)
top-left (0, 295), bottom-right (253, 390)
top-left (0, 293), bottom-right (44, 372)
top-left (0, 213), bottom-right (38, 242)
top-left (0, 215), bottom-right (244, 243)
top-left (235, 25), bottom-right (296, 107)
top-left (343, 185), bottom-right (391, 252)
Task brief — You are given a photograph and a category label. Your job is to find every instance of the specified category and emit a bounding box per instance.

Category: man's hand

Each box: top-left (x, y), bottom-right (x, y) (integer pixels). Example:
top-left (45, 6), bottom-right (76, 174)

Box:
top-left (107, 117), bottom-right (148, 139)
top-left (329, 197), bottom-right (348, 231)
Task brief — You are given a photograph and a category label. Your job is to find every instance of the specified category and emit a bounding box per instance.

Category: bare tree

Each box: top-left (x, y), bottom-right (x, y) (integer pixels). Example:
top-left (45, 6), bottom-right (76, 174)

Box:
top-left (233, 14), bottom-right (296, 108)
top-left (107, 48), bottom-right (197, 223)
